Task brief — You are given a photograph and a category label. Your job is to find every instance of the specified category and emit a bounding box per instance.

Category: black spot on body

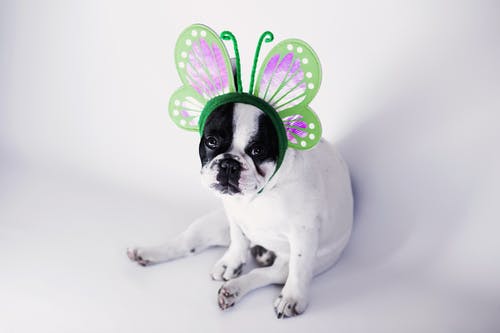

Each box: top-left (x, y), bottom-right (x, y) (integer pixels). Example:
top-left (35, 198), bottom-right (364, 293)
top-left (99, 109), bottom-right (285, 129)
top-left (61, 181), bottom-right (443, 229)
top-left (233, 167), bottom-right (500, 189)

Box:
top-left (190, 248), bottom-right (196, 253)
top-left (251, 245), bottom-right (266, 257)
top-left (251, 245), bottom-right (277, 267)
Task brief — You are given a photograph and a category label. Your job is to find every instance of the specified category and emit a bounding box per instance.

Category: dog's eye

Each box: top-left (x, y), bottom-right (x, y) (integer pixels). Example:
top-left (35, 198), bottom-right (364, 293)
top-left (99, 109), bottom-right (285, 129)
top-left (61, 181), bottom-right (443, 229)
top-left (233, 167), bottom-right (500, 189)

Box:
top-left (250, 145), bottom-right (264, 157)
top-left (205, 136), bottom-right (219, 149)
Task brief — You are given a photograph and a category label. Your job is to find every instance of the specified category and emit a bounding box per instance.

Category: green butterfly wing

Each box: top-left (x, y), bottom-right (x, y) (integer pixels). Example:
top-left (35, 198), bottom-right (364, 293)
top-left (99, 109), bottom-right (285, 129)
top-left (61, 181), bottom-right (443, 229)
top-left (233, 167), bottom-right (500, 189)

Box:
top-left (168, 86), bottom-right (206, 131)
top-left (279, 106), bottom-right (322, 149)
top-left (253, 39), bottom-right (322, 149)
top-left (169, 24), bottom-right (236, 131)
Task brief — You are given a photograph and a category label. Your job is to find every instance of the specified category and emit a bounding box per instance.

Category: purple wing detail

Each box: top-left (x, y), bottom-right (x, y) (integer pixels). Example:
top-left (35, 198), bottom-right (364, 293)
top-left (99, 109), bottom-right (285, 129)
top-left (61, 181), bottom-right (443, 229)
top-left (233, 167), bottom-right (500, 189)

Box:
top-left (258, 54), bottom-right (280, 98)
top-left (265, 53), bottom-right (293, 99)
top-left (257, 52), bottom-right (307, 111)
top-left (200, 39), bottom-right (221, 91)
top-left (282, 114), bottom-right (309, 144)
top-left (184, 39), bottom-right (230, 99)
top-left (213, 44), bottom-right (229, 93)
top-left (185, 71), bottom-right (204, 96)
top-left (189, 44), bottom-right (215, 98)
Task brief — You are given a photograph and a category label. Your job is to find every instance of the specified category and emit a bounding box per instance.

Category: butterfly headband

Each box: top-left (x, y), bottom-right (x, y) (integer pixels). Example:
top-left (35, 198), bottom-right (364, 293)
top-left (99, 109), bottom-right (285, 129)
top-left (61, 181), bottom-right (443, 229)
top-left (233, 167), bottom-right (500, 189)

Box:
top-left (168, 24), bottom-right (322, 172)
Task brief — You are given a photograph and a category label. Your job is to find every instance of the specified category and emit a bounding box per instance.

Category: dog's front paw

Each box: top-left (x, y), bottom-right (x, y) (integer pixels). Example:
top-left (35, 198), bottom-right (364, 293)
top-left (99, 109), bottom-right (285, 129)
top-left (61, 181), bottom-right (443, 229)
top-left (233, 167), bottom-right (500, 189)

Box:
top-left (127, 247), bottom-right (158, 267)
top-left (273, 287), bottom-right (309, 319)
top-left (211, 254), bottom-right (245, 281)
top-left (217, 282), bottom-right (241, 310)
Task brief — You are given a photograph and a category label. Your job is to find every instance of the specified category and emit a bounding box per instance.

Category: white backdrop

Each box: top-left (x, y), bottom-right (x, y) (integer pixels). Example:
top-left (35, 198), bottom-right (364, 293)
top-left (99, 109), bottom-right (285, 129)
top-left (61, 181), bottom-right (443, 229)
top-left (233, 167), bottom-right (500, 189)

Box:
top-left (1, 0), bottom-right (499, 332)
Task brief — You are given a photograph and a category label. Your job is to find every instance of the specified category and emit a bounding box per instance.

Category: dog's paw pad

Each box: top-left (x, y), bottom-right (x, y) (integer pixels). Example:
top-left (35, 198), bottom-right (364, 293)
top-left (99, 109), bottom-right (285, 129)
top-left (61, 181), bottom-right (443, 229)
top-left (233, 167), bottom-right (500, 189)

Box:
top-left (218, 285), bottom-right (240, 310)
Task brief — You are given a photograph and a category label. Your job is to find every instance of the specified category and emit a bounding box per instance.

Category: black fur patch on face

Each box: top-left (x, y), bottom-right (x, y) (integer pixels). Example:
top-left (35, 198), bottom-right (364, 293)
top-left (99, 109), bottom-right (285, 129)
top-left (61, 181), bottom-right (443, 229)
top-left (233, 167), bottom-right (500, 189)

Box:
top-left (244, 113), bottom-right (279, 174)
top-left (199, 103), bottom-right (235, 167)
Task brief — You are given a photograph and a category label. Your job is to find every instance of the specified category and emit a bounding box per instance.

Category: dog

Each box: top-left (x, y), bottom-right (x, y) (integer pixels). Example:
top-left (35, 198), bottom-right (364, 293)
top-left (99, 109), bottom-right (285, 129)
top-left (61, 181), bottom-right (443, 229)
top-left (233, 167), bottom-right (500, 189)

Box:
top-left (127, 101), bottom-right (353, 318)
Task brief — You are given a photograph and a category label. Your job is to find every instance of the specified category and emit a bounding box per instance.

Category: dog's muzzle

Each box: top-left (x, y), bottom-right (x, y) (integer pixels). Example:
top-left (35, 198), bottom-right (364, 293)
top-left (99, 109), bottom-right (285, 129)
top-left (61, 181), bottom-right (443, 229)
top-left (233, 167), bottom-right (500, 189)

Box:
top-left (214, 157), bottom-right (242, 194)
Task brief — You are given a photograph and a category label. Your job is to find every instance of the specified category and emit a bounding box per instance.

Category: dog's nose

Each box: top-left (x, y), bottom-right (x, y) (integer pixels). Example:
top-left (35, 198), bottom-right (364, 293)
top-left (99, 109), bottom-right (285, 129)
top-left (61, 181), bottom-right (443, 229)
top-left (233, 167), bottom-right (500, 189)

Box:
top-left (219, 158), bottom-right (241, 173)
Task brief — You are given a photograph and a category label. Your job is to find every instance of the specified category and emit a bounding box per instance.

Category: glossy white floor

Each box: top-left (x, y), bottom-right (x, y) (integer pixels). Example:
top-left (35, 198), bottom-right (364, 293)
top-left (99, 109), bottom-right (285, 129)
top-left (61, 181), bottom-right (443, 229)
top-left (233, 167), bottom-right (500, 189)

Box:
top-left (1, 1), bottom-right (499, 332)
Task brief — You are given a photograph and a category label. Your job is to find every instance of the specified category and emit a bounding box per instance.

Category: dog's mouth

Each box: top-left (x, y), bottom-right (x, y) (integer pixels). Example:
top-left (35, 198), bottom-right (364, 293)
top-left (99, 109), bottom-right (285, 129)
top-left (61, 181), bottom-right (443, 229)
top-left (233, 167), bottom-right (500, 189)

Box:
top-left (212, 182), bottom-right (241, 195)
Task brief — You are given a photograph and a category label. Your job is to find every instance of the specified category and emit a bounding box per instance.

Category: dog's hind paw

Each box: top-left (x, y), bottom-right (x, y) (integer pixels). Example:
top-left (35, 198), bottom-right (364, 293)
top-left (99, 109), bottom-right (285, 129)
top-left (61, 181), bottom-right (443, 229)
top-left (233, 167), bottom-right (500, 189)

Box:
top-left (126, 247), bottom-right (156, 266)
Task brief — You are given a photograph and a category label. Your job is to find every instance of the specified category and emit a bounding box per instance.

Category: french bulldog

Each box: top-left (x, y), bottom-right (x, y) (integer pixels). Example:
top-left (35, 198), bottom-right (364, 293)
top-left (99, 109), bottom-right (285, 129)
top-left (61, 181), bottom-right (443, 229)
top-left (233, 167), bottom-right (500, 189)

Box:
top-left (127, 102), bottom-right (353, 318)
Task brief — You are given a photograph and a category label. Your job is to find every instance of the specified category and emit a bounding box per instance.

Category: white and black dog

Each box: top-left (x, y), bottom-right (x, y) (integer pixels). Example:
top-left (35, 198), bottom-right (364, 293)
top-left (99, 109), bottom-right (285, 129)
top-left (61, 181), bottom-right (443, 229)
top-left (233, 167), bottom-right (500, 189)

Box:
top-left (127, 102), bottom-right (353, 318)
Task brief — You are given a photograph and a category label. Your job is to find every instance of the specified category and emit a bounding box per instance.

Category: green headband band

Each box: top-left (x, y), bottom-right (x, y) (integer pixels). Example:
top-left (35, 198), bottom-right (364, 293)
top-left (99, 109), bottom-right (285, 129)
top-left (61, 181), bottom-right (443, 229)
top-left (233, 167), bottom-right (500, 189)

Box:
top-left (198, 92), bottom-right (289, 173)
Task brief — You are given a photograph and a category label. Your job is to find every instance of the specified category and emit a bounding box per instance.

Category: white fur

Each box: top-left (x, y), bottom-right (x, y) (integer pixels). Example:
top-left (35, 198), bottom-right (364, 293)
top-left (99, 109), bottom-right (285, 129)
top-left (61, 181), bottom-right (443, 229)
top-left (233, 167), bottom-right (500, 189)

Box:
top-left (128, 103), bottom-right (353, 318)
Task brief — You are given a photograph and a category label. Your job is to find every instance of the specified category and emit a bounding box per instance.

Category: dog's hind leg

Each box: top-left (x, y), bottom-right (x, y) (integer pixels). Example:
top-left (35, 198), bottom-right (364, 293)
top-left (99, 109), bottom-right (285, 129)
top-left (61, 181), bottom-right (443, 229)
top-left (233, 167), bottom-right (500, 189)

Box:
top-left (127, 209), bottom-right (229, 266)
top-left (217, 256), bottom-right (289, 310)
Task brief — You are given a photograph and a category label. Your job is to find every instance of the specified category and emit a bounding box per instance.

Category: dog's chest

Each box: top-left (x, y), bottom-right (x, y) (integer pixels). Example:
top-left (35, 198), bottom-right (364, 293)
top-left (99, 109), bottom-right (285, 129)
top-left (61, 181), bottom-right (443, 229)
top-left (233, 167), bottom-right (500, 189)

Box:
top-left (224, 195), bottom-right (290, 251)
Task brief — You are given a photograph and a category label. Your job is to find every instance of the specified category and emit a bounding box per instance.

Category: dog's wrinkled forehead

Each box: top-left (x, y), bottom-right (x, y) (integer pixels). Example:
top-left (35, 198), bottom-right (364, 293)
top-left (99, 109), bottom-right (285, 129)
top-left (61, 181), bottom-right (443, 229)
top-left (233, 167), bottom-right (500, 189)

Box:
top-left (199, 103), bottom-right (278, 166)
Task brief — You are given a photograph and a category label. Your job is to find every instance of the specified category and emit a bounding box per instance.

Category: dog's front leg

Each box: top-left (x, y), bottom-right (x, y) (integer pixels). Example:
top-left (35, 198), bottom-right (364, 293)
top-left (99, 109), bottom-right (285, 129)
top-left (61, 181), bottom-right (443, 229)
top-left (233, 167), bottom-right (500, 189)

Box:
top-left (127, 209), bottom-right (229, 266)
top-left (274, 224), bottom-right (319, 318)
top-left (211, 218), bottom-right (249, 281)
